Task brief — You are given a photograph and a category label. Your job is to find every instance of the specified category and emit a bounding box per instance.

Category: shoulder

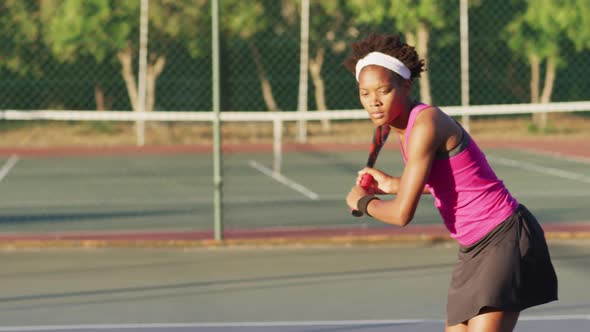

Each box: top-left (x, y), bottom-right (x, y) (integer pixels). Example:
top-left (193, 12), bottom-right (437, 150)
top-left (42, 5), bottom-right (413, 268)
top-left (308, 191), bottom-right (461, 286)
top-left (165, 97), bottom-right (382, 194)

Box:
top-left (411, 105), bottom-right (447, 136)
top-left (413, 105), bottom-right (446, 124)
top-left (408, 106), bottom-right (447, 152)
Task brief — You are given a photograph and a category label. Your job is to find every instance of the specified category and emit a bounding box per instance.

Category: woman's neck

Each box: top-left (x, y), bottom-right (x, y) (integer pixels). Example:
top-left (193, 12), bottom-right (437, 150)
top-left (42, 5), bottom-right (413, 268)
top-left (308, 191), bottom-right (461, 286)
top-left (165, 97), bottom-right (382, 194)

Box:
top-left (389, 98), bottom-right (417, 135)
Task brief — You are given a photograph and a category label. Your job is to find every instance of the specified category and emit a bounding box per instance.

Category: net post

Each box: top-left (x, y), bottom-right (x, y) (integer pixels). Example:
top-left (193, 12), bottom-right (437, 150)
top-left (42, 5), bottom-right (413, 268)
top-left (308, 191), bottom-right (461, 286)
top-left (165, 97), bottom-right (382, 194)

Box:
top-left (460, 0), bottom-right (470, 132)
top-left (211, 0), bottom-right (223, 241)
top-left (136, 0), bottom-right (149, 146)
top-left (296, 0), bottom-right (310, 143)
top-left (273, 118), bottom-right (283, 175)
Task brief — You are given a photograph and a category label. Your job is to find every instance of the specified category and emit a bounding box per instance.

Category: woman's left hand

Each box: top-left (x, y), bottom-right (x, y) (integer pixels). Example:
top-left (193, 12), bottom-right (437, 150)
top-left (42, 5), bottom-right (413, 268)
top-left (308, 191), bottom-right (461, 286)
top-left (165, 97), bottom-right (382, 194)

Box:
top-left (356, 167), bottom-right (396, 195)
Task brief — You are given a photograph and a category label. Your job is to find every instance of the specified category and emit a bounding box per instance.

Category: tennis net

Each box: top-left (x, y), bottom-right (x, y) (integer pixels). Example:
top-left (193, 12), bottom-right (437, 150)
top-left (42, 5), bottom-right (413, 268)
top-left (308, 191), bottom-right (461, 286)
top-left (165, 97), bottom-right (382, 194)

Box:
top-left (0, 101), bottom-right (588, 240)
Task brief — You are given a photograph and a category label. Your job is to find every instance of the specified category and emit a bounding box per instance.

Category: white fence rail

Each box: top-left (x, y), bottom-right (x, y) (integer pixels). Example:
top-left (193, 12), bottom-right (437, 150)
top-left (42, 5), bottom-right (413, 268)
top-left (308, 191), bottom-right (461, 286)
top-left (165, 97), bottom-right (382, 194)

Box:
top-left (2, 102), bottom-right (589, 174)
top-left (2, 101), bottom-right (590, 122)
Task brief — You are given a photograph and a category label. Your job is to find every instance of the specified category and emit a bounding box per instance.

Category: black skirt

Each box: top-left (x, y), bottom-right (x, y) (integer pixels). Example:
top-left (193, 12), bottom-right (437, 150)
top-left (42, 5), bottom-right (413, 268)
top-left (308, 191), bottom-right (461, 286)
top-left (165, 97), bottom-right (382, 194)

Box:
top-left (446, 204), bottom-right (558, 326)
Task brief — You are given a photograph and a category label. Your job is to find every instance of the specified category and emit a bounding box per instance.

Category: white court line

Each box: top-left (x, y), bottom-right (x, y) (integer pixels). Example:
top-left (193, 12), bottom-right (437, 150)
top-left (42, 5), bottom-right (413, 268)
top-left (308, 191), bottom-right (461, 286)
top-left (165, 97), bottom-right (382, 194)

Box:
top-left (249, 160), bottom-right (319, 200)
top-left (519, 148), bottom-right (590, 165)
top-left (0, 320), bottom-right (437, 331)
top-left (0, 316), bottom-right (588, 331)
top-left (487, 156), bottom-right (590, 184)
top-left (0, 155), bottom-right (19, 183)
top-left (519, 314), bottom-right (590, 321)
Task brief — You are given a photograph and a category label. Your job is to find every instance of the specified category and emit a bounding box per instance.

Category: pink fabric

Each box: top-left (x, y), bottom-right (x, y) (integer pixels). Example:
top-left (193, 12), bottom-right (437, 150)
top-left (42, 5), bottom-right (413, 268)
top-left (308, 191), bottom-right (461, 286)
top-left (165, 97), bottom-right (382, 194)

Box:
top-left (400, 104), bottom-right (519, 246)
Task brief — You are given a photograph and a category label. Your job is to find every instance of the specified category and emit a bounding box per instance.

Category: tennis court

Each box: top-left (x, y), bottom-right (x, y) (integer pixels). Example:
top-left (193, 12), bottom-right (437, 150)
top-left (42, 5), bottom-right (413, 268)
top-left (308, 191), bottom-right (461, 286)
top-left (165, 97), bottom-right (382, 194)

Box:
top-left (0, 141), bottom-right (589, 331)
top-left (2, 0), bottom-right (590, 330)
top-left (0, 141), bottom-right (588, 238)
top-left (0, 240), bottom-right (589, 331)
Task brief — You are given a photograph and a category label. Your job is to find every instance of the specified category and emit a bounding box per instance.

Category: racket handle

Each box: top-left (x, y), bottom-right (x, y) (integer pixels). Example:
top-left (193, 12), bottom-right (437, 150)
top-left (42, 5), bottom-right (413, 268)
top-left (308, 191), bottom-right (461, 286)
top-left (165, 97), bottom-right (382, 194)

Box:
top-left (351, 209), bottom-right (364, 217)
top-left (359, 173), bottom-right (374, 190)
top-left (351, 173), bottom-right (374, 217)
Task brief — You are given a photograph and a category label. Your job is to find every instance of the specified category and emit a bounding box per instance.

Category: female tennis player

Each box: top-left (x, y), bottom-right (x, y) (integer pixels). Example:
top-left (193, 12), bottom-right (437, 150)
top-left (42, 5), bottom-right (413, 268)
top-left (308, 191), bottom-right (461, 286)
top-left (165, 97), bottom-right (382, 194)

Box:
top-left (344, 32), bottom-right (558, 332)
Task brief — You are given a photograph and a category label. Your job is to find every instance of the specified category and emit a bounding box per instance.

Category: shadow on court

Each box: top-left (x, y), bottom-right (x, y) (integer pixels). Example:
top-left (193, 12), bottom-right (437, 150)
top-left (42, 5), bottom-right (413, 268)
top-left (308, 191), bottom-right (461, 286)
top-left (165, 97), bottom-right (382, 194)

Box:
top-left (0, 240), bottom-right (588, 331)
top-left (0, 262), bottom-right (454, 305)
top-left (0, 208), bottom-right (198, 225)
top-left (0, 319), bottom-right (589, 332)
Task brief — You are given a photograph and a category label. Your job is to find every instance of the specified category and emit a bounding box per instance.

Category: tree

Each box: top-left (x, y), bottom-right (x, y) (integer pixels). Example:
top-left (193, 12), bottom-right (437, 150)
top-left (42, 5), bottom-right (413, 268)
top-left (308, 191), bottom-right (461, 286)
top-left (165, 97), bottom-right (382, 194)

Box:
top-left (40, 0), bottom-right (208, 112)
top-left (563, 0), bottom-right (590, 52)
top-left (220, 0), bottom-right (283, 112)
top-left (0, 0), bottom-right (46, 76)
top-left (347, 0), bottom-right (452, 105)
top-left (504, 0), bottom-right (585, 128)
top-left (306, 0), bottom-right (358, 131)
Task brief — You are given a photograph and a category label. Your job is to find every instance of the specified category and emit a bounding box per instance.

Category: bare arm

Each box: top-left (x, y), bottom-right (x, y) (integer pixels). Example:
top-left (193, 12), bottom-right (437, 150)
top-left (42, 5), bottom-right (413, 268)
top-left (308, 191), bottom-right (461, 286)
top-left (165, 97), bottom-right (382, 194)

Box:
top-left (346, 108), bottom-right (443, 226)
top-left (368, 121), bottom-right (437, 226)
top-left (354, 164), bottom-right (430, 195)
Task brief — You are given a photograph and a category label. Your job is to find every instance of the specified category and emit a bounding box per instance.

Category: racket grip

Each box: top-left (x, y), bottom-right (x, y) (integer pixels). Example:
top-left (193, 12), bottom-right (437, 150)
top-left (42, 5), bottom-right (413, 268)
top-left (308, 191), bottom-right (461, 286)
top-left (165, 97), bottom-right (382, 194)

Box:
top-left (351, 209), bottom-right (364, 217)
top-left (359, 173), bottom-right (374, 190)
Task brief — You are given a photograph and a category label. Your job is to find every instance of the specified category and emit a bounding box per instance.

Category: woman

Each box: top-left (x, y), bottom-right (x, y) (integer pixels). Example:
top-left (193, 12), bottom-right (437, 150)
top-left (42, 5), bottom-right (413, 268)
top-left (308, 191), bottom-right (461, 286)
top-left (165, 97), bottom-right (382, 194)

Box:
top-left (344, 32), bottom-right (558, 332)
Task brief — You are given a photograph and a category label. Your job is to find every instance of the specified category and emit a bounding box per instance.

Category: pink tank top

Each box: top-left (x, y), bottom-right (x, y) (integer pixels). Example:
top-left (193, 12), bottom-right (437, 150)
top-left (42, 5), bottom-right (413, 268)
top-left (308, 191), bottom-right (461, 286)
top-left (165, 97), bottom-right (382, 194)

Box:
top-left (400, 104), bottom-right (519, 246)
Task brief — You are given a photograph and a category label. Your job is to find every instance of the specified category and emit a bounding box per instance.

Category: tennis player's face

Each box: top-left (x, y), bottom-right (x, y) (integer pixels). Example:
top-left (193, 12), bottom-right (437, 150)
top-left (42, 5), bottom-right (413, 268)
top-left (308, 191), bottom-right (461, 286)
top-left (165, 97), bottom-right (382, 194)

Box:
top-left (358, 65), bottom-right (410, 127)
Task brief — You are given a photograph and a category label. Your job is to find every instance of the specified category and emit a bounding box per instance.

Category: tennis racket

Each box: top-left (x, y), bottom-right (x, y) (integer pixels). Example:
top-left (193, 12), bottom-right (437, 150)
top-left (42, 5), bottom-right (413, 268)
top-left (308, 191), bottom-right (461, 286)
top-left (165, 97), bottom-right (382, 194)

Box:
top-left (351, 125), bottom-right (392, 217)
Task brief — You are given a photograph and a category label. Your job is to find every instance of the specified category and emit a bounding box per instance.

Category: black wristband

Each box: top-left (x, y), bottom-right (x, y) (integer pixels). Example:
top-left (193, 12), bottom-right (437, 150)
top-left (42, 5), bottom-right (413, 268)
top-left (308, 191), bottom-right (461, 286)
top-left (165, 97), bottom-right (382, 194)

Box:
top-left (357, 196), bottom-right (380, 217)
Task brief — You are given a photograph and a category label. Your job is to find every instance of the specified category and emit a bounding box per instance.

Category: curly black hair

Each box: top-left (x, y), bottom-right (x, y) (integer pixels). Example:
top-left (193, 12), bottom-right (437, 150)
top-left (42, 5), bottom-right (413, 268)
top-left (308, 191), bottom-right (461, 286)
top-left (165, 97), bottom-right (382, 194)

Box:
top-left (343, 32), bottom-right (425, 81)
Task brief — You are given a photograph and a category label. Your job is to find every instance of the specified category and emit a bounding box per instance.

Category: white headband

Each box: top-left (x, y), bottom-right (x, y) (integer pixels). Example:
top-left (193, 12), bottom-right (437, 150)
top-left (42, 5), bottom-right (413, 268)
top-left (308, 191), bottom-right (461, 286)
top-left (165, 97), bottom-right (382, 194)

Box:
top-left (355, 52), bottom-right (411, 81)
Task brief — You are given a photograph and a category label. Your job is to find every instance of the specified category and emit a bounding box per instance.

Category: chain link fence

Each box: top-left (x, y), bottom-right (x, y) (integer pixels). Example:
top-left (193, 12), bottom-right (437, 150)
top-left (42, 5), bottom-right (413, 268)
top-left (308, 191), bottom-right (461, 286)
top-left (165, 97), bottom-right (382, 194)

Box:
top-left (0, 0), bottom-right (212, 112)
top-left (1, 0), bottom-right (588, 113)
top-left (0, 0), bottom-right (589, 238)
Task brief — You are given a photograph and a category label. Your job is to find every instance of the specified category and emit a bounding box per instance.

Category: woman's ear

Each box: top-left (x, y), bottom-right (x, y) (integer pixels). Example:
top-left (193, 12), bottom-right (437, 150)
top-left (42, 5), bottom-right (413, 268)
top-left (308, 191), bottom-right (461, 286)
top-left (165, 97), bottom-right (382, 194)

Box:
top-left (403, 79), bottom-right (412, 91)
top-left (400, 79), bottom-right (412, 97)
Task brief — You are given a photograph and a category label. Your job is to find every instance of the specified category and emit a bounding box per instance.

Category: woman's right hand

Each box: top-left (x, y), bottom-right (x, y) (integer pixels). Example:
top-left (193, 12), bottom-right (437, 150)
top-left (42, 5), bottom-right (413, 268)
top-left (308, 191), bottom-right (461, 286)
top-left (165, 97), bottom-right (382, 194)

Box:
top-left (356, 167), bottom-right (399, 195)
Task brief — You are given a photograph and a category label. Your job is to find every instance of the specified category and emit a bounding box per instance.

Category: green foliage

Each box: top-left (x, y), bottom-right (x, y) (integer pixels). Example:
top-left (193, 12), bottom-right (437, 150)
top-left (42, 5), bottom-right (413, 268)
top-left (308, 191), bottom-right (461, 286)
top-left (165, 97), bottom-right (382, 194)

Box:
top-left (309, 0), bottom-right (357, 54)
top-left (563, 0), bottom-right (590, 51)
top-left (220, 0), bottom-right (267, 39)
top-left (84, 121), bottom-right (121, 135)
top-left (346, 0), bottom-right (449, 31)
top-left (345, 0), bottom-right (457, 51)
top-left (148, 0), bottom-right (210, 57)
top-left (40, 0), bottom-right (136, 63)
top-left (388, 0), bottom-right (445, 31)
top-left (0, 119), bottom-right (30, 131)
top-left (1, 0), bottom-right (589, 112)
top-left (345, 0), bottom-right (389, 24)
top-left (40, 0), bottom-right (208, 63)
top-left (527, 122), bottom-right (539, 133)
top-left (0, 0), bottom-right (46, 75)
top-left (527, 121), bottom-right (558, 134)
top-left (504, 0), bottom-right (589, 64)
